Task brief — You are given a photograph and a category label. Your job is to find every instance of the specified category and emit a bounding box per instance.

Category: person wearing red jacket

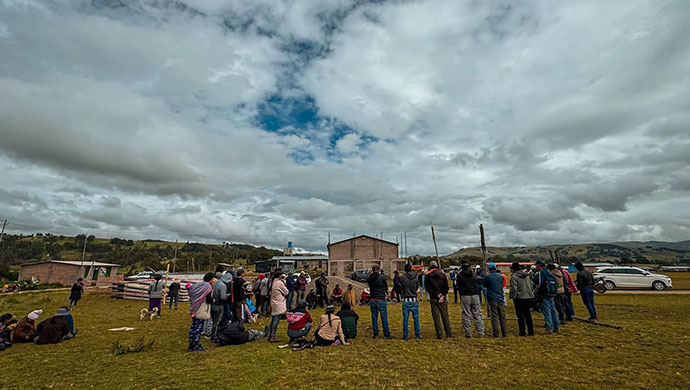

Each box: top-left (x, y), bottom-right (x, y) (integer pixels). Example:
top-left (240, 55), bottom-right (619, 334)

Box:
top-left (560, 265), bottom-right (578, 321)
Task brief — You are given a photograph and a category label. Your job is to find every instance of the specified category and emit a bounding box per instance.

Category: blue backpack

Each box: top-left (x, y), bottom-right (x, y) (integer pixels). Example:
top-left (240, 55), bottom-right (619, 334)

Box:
top-left (543, 272), bottom-right (558, 297)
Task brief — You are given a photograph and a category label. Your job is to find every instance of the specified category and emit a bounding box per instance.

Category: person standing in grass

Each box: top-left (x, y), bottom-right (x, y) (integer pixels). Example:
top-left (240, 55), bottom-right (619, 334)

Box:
top-left (295, 272), bottom-right (308, 303)
top-left (268, 269), bottom-right (288, 343)
top-left (187, 273), bottom-right (214, 352)
top-left (147, 274), bottom-right (164, 317)
top-left (168, 279), bottom-right (181, 310)
top-left (285, 272), bottom-right (296, 311)
top-left (574, 261), bottom-right (598, 323)
top-left (400, 263), bottom-right (421, 340)
top-left (367, 264), bottom-right (393, 339)
top-left (509, 262), bottom-right (534, 336)
top-left (548, 263), bottom-right (567, 327)
top-left (457, 261), bottom-right (485, 338)
top-left (211, 272), bottom-right (231, 342)
top-left (533, 261), bottom-right (560, 333)
top-left (316, 271), bottom-right (330, 308)
top-left (232, 269), bottom-right (247, 323)
top-left (425, 261), bottom-right (453, 339)
top-left (484, 263), bottom-right (508, 337)
top-left (260, 273), bottom-right (270, 316)
top-left (560, 265), bottom-right (577, 322)
top-left (69, 278), bottom-right (84, 308)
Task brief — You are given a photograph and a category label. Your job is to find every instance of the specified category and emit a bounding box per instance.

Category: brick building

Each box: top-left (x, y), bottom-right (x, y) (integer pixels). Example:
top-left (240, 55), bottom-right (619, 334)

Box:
top-left (19, 260), bottom-right (122, 286)
top-left (327, 235), bottom-right (407, 277)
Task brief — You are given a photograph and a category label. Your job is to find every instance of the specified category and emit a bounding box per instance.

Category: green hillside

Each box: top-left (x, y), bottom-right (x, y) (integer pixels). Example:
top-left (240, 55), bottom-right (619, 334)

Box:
top-left (0, 233), bottom-right (282, 279)
top-left (446, 241), bottom-right (690, 265)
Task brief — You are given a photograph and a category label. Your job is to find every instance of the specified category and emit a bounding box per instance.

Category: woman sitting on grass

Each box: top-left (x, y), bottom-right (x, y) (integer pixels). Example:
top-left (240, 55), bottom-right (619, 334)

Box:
top-left (12, 310), bottom-right (42, 343)
top-left (314, 305), bottom-right (349, 346)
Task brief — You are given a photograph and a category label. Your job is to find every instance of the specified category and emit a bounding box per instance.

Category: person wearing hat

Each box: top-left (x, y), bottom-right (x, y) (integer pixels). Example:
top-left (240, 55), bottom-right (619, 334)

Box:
top-left (483, 263), bottom-right (508, 337)
top-left (267, 269), bottom-right (288, 342)
top-left (285, 272), bottom-right (296, 311)
top-left (367, 264), bottom-right (393, 339)
top-left (336, 301), bottom-right (359, 341)
top-left (315, 271), bottom-right (330, 308)
top-left (425, 261), bottom-right (453, 339)
top-left (12, 309), bottom-right (42, 343)
top-left (286, 299), bottom-right (312, 341)
top-left (314, 305), bottom-right (349, 346)
top-left (35, 307), bottom-right (76, 344)
top-left (457, 261), bottom-right (485, 338)
top-left (509, 262), bottom-right (534, 336)
top-left (295, 272), bottom-right (308, 304)
top-left (147, 274), bottom-right (164, 318)
top-left (532, 260), bottom-right (560, 333)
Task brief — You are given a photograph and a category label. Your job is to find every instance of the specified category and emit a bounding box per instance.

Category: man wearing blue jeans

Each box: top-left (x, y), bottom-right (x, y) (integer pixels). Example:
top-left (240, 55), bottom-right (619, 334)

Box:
top-left (367, 265), bottom-right (393, 339)
top-left (533, 260), bottom-right (560, 333)
top-left (574, 261), bottom-right (598, 322)
top-left (400, 264), bottom-right (421, 340)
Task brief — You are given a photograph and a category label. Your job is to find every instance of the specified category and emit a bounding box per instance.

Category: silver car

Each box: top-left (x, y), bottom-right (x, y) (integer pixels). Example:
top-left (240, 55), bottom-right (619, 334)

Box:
top-left (594, 267), bottom-right (673, 291)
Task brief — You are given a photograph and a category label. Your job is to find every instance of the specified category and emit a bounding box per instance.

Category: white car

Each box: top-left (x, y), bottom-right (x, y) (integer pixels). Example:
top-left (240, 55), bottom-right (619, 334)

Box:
top-left (594, 267), bottom-right (672, 291)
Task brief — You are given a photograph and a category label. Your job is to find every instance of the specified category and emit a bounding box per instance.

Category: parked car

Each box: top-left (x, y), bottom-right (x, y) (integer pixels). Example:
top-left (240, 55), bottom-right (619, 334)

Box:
top-left (126, 271), bottom-right (157, 281)
top-left (594, 267), bottom-right (673, 291)
top-left (348, 269), bottom-right (370, 283)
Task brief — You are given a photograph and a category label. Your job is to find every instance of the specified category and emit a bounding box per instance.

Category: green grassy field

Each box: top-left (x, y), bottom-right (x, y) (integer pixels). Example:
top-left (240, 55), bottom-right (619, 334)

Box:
top-left (1, 290), bottom-right (689, 390)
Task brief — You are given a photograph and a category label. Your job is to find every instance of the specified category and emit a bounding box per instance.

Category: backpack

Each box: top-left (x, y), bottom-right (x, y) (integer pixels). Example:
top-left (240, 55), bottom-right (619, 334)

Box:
top-left (286, 311), bottom-right (306, 325)
top-left (543, 272), bottom-right (558, 297)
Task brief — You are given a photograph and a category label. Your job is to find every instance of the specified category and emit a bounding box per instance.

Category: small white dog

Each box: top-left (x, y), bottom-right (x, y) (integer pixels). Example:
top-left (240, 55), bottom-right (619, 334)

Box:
top-left (139, 307), bottom-right (159, 321)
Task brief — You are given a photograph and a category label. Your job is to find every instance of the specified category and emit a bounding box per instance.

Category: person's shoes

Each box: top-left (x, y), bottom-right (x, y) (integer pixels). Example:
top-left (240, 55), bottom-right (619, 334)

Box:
top-left (590, 319), bottom-right (599, 324)
top-left (446, 334), bottom-right (453, 338)
top-left (190, 346), bottom-right (207, 352)
top-left (268, 337), bottom-right (281, 343)
top-left (553, 328), bottom-right (560, 333)
top-left (502, 334), bottom-right (508, 338)
top-left (384, 335), bottom-right (394, 340)
top-left (402, 336), bottom-right (408, 341)
top-left (373, 335), bottom-right (378, 339)
top-left (436, 335), bottom-right (442, 340)
top-left (415, 335), bottom-right (422, 339)
top-left (465, 335), bottom-right (472, 338)
top-left (73, 329), bottom-right (79, 336)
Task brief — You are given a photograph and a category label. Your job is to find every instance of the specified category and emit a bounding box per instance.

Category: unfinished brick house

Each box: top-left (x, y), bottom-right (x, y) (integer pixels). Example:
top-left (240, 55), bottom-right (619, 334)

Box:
top-left (19, 260), bottom-right (122, 286)
top-left (327, 235), bottom-right (407, 277)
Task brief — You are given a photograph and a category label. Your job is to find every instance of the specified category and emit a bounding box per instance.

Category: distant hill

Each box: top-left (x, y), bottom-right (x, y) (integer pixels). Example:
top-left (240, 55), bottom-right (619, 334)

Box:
top-left (0, 233), bottom-right (282, 279)
top-left (445, 241), bottom-right (690, 265)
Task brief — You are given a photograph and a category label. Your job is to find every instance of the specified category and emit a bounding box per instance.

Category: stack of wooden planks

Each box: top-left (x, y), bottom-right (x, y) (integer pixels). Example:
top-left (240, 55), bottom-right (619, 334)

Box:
top-left (111, 280), bottom-right (190, 302)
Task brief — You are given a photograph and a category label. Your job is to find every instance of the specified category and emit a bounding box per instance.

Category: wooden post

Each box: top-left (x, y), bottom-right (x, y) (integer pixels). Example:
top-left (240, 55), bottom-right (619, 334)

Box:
top-left (0, 219), bottom-right (7, 247)
top-left (78, 234), bottom-right (87, 280)
top-left (431, 225), bottom-right (440, 263)
top-left (172, 240), bottom-right (178, 273)
top-left (479, 224), bottom-right (487, 273)
top-left (549, 249), bottom-right (555, 263)
top-left (163, 263), bottom-right (170, 305)
top-left (555, 251), bottom-right (561, 265)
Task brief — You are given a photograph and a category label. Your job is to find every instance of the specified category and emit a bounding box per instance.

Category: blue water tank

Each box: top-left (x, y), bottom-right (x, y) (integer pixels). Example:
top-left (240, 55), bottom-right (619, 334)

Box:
top-left (287, 242), bottom-right (293, 248)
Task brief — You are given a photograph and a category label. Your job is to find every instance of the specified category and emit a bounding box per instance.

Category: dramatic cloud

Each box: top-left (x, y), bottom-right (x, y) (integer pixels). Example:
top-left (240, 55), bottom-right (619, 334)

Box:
top-left (1, 0), bottom-right (689, 254)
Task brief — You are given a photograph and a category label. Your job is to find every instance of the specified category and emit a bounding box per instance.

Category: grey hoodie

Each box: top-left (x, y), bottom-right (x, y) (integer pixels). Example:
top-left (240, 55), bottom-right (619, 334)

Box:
top-left (212, 272), bottom-right (233, 304)
top-left (400, 271), bottom-right (419, 299)
top-left (147, 279), bottom-right (165, 299)
top-left (509, 269), bottom-right (535, 300)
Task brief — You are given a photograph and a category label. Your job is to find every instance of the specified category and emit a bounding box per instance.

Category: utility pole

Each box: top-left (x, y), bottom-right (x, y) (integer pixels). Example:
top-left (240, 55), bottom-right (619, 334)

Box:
top-left (172, 240), bottom-right (178, 274)
top-left (0, 219), bottom-right (7, 247)
top-left (78, 234), bottom-right (87, 280)
top-left (431, 225), bottom-right (440, 263)
top-left (404, 231), bottom-right (407, 258)
top-left (479, 224), bottom-right (487, 273)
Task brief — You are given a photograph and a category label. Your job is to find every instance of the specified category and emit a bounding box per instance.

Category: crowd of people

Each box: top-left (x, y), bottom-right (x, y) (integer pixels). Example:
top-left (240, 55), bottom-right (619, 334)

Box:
top-left (1, 258), bottom-right (599, 353)
top-left (1, 307), bottom-right (79, 350)
top-left (178, 258), bottom-right (598, 352)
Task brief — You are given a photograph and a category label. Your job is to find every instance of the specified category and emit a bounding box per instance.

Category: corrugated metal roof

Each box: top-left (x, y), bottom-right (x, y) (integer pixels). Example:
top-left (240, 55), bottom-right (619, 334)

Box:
top-left (272, 256), bottom-right (328, 260)
top-left (21, 260), bottom-right (120, 267)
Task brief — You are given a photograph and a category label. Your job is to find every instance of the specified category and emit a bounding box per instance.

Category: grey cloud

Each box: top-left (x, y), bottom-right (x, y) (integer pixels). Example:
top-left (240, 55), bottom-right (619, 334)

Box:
top-left (483, 197), bottom-right (579, 231)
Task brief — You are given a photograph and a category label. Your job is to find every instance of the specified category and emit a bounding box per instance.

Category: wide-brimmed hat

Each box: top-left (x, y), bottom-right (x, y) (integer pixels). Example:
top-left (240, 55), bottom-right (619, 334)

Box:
top-left (55, 307), bottom-right (70, 317)
top-left (325, 305), bottom-right (335, 313)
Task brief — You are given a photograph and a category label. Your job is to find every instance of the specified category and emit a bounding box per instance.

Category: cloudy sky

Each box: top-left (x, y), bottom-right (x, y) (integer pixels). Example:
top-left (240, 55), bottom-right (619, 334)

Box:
top-left (1, 0), bottom-right (688, 254)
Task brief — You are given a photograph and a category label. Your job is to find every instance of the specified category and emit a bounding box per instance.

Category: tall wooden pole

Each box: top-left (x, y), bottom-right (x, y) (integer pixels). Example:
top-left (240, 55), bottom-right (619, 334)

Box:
top-left (78, 234), bottom-right (87, 280)
top-left (0, 220), bottom-right (7, 247)
top-left (479, 224), bottom-right (487, 273)
top-left (172, 240), bottom-right (178, 274)
top-left (431, 225), bottom-right (440, 263)
top-left (163, 263), bottom-right (170, 305)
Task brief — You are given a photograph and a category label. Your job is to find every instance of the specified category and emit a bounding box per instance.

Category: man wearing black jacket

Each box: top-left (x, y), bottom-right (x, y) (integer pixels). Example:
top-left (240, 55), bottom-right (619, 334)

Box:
top-left (231, 269), bottom-right (247, 323)
top-left (457, 261), bottom-right (485, 338)
top-left (367, 265), bottom-right (393, 339)
top-left (425, 261), bottom-right (453, 339)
